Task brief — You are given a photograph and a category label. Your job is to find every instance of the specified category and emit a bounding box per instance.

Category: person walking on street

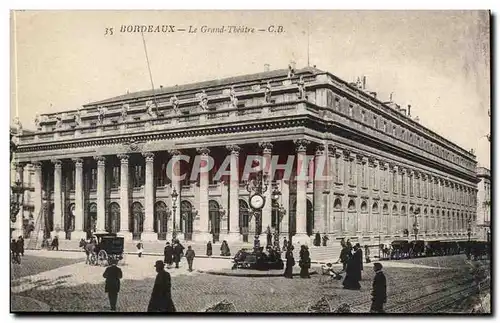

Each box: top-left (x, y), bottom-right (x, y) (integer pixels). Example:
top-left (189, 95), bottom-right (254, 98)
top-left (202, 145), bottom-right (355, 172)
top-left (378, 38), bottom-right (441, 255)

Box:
top-left (17, 236), bottom-right (24, 256)
top-left (164, 242), bottom-right (174, 268)
top-left (220, 240), bottom-right (231, 256)
top-left (173, 240), bottom-right (184, 269)
top-left (147, 260), bottom-right (176, 312)
top-left (284, 245), bottom-right (295, 278)
top-left (365, 245), bottom-right (371, 263)
top-left (266, 226), bottom-right (272, 247)
top-left (342, 244), bottom-right (363, 290)
top-left (11, 239), bottom-right (20, 264)
top-left (136, 240), bottom-right (144, 258)
top-left (299, 245), bottom-right (311, 278)
top-left (206, 241), bottom-right (213, 257)
top-left (102, 258), bottom-right (123, 311)
top-left (370, 263), bottom-right (387, 313)
top-left (185, 246), bottom-right (195, 272)
top-left (51, 235), bottom-right (59, 251)
top-left (322, 234), bottom-right (329, 247)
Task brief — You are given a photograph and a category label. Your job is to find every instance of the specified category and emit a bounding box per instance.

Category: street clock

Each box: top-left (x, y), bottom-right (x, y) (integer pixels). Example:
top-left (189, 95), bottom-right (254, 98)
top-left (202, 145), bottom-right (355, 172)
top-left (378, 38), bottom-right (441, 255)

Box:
top-left (249, 193), bottom-right (265, 210)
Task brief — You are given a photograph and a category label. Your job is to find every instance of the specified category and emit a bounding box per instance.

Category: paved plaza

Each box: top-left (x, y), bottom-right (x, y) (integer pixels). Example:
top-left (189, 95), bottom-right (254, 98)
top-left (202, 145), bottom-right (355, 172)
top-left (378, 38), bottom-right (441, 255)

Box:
top-left (10, 250), bottom-right (490, 313)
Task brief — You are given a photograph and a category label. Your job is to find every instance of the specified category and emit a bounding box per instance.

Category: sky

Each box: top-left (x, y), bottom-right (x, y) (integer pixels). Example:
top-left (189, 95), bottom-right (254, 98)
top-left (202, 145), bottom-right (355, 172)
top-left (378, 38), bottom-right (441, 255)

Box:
top-left (10, 10), bottom-right (491, 168)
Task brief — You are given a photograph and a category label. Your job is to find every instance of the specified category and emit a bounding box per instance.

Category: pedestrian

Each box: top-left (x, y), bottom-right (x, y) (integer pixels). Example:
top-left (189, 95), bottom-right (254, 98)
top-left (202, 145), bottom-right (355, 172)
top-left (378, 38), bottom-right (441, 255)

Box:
top-left (314, 232), bottom-right (321, 246)
top-left (335, 239), bottom-right (350, 271)
top-left (282, 237), bottom-right (288, 252)
top-left (220, 240), bottom-right (231, 256)
top-left (11, 239), bottom-right (20, 264)
top-left (266, 226), bottom-right (272, 247)
top-left (284, 245), bottom-right (295, 278)
top-left (173, 240), bottom-right (184, 269)
top-left (206, 241), bottom-right (213, 257)
top-left (322, 234), bottom-right (329, 247)
top-left (147, 260), bottom-right (176, 312)
top-left (164, 242), bottom-right (174, 268)
top-left (17, 236), bottom-right (24, 256)
top-left (342, 243), bottom-right (362, 290)
top-left (185, 246), bottom-right (195, 272)
top-left (136, 240), bottom-right (144, 258)
top-left (253, 235), bottom-right (260, 251)
top-left (299, 245), bottom-right (311, 278)
top-left (365, 245), bottom-right (371, 263)
top-left (51, 235), bottom-right (59, 251)
top-left (370, 263), bottom-right (387, 313)
top-left (102, 258), bottom-right (123, 311)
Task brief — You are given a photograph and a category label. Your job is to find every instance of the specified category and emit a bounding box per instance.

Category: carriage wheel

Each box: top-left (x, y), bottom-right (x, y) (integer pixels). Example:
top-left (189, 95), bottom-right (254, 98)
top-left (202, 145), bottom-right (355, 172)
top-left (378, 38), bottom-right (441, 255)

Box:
top-left (98, 250), bottom-right (108, 266)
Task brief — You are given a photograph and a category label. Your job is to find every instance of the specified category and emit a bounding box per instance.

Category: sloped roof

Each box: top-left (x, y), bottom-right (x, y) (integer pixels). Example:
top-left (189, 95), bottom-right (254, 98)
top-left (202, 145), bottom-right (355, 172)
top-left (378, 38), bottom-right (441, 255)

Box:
top-left (85, 66), bottom-right (324, 106)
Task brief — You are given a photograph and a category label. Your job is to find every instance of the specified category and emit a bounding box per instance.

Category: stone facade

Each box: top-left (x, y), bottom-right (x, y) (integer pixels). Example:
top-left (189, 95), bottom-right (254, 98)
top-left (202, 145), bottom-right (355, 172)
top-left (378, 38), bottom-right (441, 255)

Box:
top-left (12, 67), bottom-right (479, 243)
top-left (476, 167), bottom-right (491, 241)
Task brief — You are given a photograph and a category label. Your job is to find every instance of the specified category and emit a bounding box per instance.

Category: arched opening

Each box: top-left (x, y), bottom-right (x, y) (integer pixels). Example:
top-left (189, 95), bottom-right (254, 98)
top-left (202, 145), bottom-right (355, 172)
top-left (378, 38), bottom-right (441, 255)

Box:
top-left (209, 200), bottom-right (221, 242)
top-left (154, 201), bottom-right (168, 240)
top-left (65, 203), bottom-right (76, 240)
top-left (334, 198), bottom-right (342, 210)
top-left (360, 201), bottom-right (368, 213)
top-left (372, 202), bottom-right (379, 213)
top-left (401, 205), bottom-right (407, 233)
top-left (306, 199), bottom-right (314, 236)
top-left (130, 202), bottom-right (144, 240)
top-left (181, 200), bottom-right (194, 241)
top-left (348, 199), bottom-right (356, 211)
top-left (107, 202), bottom-right (120, 234)
top-left (86, 203), bottom-right (97, 239)
top-left (239, 199), bottom-right (250, 242)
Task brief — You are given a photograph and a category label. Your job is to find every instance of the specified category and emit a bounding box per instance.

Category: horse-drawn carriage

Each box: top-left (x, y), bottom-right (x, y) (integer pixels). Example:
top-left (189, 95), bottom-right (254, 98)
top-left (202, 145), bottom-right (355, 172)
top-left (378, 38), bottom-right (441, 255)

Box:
top-left (232, 247), bottom-right (284, 270)
top-left (80, 233), bottom-right (125, 266)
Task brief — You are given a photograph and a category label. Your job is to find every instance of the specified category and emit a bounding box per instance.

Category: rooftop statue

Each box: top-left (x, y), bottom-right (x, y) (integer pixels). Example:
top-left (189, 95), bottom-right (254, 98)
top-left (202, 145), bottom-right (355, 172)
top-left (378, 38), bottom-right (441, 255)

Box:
top-left (97, 106), bottom-right (107, 125)
top-left (229, 86), bottom-right (239, 108)
top-left (146, 100), bottom-right (157, 118)
top-left (74, 110), bottom-right (82, 126)
top-left (170, 95), bottom-right (180, 114)
top-left (55, 115), bottom-right (63, 128)
top-left (298, 76), bottom-right (306, 99)
top-left (264, 82), bottom-right (272, 103)
top-left (121, 104), bottom-right (129, 121)
top-left (34, 113), bottom-right (41, 130)
top-left (199, 91), bottom-right (209, 111)
top-left (14, 117), bottom-right (22, 132)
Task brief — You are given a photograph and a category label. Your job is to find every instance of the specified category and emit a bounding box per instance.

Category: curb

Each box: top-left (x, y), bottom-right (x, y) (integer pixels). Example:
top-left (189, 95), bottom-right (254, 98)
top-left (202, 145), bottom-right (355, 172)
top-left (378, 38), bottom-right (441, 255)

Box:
top-left (197, 269), bottom-right (318, 278)
top-left (11, 295), bottom-right (51, 312)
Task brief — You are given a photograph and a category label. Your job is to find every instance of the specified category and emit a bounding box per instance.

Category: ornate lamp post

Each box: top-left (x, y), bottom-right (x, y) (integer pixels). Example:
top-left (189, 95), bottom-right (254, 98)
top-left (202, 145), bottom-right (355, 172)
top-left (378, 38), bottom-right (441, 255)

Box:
top-left (467, 219), bottom-right (472, 242)
top-left (10, 179), bottom-right (26, 238)
top-left (171, 188), bottom-right (178, 240)
top-left (244, 171), bottom-right (269, 235)
top-left (271, 185), bottom-right (286, 235)
top-left (413, 208), bottom-right (420, 241)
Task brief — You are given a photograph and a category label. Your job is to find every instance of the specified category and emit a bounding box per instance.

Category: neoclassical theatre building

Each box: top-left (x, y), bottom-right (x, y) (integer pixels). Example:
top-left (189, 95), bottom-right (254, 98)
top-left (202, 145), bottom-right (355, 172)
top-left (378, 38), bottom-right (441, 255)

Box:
top-left (12, 66), bottom-right (479, 244)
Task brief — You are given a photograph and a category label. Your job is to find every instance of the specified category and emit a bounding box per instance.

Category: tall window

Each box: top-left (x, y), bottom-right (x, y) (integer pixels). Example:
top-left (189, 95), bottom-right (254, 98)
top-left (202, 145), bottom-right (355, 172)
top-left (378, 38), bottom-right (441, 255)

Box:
top-left (90, 168), bottom-right (97, 190)
top-left (348, 158), bottom-right (354, 185)
top-left (69, 167), bottom-right (75, 191)
top-left (335, 156), bottom-right (340, 183)
top-left (409, 174), bottom-right (414, 196)
top-left (361, 110), bottom-right (366, 123)
top-left (383, 121), bottom-right (387, 132)
top-left (348, 105), bottom-right (353, 117)
top-left (401, 172), bottom-right (406, 194)
top-left (370, 163), bottom-right (375, 189)
top-left (134, 165), bottom-right (145, 187)
top-left (111, 166), bottom-right (120, 188)
top-left (373, 116), bottom-right (377, 128)
top-left (416, 176), bottom-right (421, 197)
top-left (361, 162), bottom-right (367, 187)
top-left (392, 170), bottom-right (397, 193)
top-left (156, 162), bottom-right (167, 187)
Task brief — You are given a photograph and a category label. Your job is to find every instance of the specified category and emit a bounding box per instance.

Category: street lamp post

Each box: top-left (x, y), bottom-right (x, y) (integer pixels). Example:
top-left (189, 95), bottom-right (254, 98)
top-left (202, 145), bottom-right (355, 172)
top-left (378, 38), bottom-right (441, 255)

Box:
top-left (10, 179), bottom-right (26, 238)
top-left (171, 188), bottom-right (178, 241)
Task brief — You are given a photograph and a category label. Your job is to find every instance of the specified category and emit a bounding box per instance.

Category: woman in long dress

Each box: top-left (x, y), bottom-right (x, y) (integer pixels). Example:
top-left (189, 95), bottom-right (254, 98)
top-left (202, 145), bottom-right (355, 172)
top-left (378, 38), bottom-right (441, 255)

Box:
top-left (283, 246), bottom-right (295, 278)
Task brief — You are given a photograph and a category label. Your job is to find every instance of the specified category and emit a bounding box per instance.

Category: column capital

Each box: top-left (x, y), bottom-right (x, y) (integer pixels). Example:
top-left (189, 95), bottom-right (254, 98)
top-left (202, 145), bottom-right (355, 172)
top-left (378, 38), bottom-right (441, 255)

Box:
top-left (226, 144), bottom-right (241, 156)
top-left (398, 167), bottom-right (406, 175)
top-left (315, 144), bottom-right (326, 156)
top-left (259, 141), bottom-right (273, 154)
top-left (197, 147), bottom-right (211, 156)
top-left (168, 149), bottom-right (182, 157)
top-left (32, 161), bottom-right (43, 169)
top-left (293, 139), bottom-right (310, 153)
top-left (142, 152), bottom-right (155, 162)
top-left (51, 159), bottom-right (63, 168)
top-left (117, 154), bottom-right (129, 164)
top-left (72, 158), bottom-right (84, 167)
top-left (94, 156), bottom-right (106, 166)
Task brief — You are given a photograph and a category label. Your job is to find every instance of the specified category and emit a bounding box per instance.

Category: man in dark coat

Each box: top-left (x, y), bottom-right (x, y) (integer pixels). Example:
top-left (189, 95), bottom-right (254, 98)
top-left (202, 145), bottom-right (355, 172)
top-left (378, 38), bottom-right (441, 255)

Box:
top-left (51, 235), bottom-right (59, 251)
top-left (370, 262), bottom-right (387, 313)
top-left (283, 245), bottom-right (295, 278)
top-left (185, 246), bottom-right (195, 272)
top-left (173, 240), bottom-right (184, 269)
top-left (299, 245), bottom-right (311, 278)
top-left (266, 226), bottom-right (272, 247)
top-left (206, 241), bottom-right (213, 256)
top-left (11, 239), bottom-right (20, 264)
top-left (103, 258), bottom-right (123, 311)
top-left (342, 244), bottom-right (362, 290)
top-left (148, 260), bottom-right (176, 312)
top-left (17, 236), bottom-right (24, 256)
top-left (164, 242), bottom-right (174, 268)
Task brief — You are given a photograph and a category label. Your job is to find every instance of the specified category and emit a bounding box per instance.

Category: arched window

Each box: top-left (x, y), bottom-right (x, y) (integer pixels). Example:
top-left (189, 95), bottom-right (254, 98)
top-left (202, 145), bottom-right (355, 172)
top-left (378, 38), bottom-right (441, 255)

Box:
top-left (107, 202), bottom-right (120, 233)
top-left (334, 198), bottom-right (342, 210)
top-left (154, 201), bottom-right (168, 234)
top-left (383, 204), bottom-right (389, 214)
top-left (209, 200), bottom-right (221, 242)
top-left (372, 202), bottom-right (379, 213)
top-left (360, 201), bottom-right (368, 212)
top-left (130, 202), bottom-right (144, 239)
top-left (348, 199), bottom-right (356, 211)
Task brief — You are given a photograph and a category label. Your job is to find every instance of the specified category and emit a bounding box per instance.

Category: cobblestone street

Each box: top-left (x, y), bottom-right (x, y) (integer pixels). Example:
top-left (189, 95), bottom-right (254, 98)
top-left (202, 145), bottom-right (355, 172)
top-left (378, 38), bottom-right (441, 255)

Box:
top-left (11, 250), bottom-right (490, 313)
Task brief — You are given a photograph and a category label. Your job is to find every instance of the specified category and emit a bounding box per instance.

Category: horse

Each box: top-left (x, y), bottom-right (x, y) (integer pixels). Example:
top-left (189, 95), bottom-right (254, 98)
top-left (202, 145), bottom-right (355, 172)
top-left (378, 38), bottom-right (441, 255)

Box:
top-left (79, 239), bottom-right (97, 265)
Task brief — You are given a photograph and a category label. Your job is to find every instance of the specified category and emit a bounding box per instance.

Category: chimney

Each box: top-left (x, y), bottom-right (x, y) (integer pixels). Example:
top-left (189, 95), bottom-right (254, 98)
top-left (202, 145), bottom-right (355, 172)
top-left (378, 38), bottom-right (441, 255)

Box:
top-left (264, 64), bottom-right (270, 72)
top-left (160, 85), bottom-right (163, 89)
top-left (407, 104), bottom-right (412, 117)
top-left (370, 91), bottom-right (377, 99)
top-left (400, 109), bottom-right (407, 116)
top-left (362, 76), bottom-right (366, 90)
top-left (414, 116), bottom-right (420, 123)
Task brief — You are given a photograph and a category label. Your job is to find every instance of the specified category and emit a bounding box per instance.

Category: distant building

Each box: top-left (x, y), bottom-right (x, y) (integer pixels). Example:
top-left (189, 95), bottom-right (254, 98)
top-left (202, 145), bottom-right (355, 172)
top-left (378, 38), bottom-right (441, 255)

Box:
top-left (13, 66), bottom-right (479, 243)
top-left (476, 167), bottom-right (491, 242)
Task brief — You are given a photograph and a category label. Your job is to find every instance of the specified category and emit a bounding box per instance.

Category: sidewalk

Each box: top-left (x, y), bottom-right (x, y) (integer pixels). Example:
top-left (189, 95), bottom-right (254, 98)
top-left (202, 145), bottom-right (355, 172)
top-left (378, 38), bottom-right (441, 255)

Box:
top-left (11, 295), bottom-right (51, 312)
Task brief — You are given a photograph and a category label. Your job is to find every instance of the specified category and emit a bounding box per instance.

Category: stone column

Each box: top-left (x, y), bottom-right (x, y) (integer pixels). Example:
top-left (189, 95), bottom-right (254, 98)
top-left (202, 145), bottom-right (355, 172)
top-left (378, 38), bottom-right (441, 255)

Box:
top-left (168, 150), bottom-right (182, 241)
top-left (72, 158), bottom-right (85, 240)
top-left (12, 163), bottom-right (25, 238)
top-left (259, 141), bottom-right (273, 244)
top-left (51, 159), bottom-right (63, 238)
top-left (293, 139), bottom-right (310, 244)
top-left (94, 156), bottom-right (106, 232)
top-left (327, 145), bottom-right (336, 234)
top-left (196, 147), bottom-right (211, 242)
top-left (313, 144), bottom-right (326, 235)
top-left (32, 161), bottom-right (45, 240)
top-left (118, 154), bottom-right (132, 240)
top-left (142, 152), bottom-right (157, 241)
top-left (226, 144), bottom-right (241, 242)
